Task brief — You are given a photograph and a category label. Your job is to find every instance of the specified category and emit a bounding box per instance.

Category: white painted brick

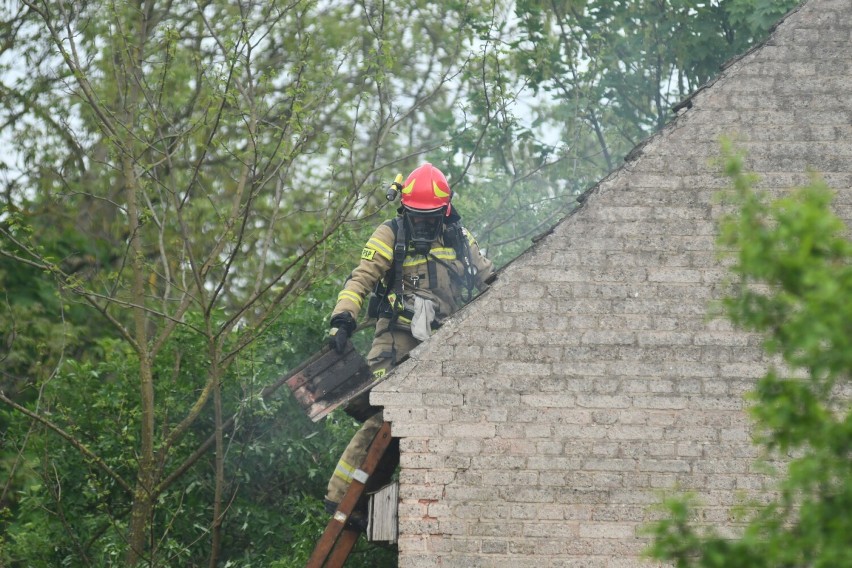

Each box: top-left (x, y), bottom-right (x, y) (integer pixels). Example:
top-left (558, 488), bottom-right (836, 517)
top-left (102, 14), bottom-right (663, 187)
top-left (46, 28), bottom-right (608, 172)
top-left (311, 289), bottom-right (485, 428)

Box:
top-left (578, 523), bottom-right (637, 539)
top-left (496, 361), bottom-right (552, 376)
top-left (609, 426), bottom-right (664, 440)
top-left (583, 459), bottom-right (636, 472)
top-left (538, 471), bottom-right (569, 486)
top-left (523, 521), bottom-right (579, 538)
top-left (638, 459), bottom-right (692, 473)
top-left (388, 421), bottom-right (442, 437)
top-left (423, 393), bottom-right (463, 406)
top-left (441, 422), bottom-right (496, 438)
top-left (526, 456), bottom-right (584, 471)
top-left (576, 395), bottom-right (632, 408)
top-left (425, 407), bottom-right (453, 423)
top-left (647, 268), bottom-right (703, 283)
top-left (400, 453), bottom-right (448, 469)
top-left (520, 394), bottom-right (576, 408)
top-left (481, 470), bottom-right (539, 486)
top-left (369, 391), bottom-right (423, 406)
top-left (500, 487), bottom-right (556, 503)
top-left (536, 441), bottom-right (564, 456)
top-left (400, 484), bottom-right (445, 501)
top-left (581, 330), bottom-right (636, 345)
top-left (637, 331), bottom-right (694, 346)
top-left (471, 453), bottom-right (528, 471)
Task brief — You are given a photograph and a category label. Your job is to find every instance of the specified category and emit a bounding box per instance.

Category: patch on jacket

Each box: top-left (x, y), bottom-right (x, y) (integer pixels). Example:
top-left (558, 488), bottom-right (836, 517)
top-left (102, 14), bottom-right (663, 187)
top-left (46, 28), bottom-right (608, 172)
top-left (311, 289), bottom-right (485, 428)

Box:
top-left (361, 248), bottom-right (376, 260)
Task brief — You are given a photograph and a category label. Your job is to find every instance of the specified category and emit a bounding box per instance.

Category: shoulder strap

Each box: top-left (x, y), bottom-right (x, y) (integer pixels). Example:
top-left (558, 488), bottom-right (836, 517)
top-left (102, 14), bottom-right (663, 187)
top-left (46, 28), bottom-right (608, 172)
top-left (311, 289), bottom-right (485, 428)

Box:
top-left (391, 216), bottom-right (407, 299)
top-left (370, 217), bottom-right (407, 325)
top-left (446, 221), bottom-right (477, 303)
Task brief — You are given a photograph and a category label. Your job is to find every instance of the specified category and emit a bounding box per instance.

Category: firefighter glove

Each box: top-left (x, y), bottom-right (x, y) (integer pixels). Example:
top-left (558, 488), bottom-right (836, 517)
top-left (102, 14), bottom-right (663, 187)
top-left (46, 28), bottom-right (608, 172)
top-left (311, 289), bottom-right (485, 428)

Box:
top-left (328, 312), bottom-right (356, 354)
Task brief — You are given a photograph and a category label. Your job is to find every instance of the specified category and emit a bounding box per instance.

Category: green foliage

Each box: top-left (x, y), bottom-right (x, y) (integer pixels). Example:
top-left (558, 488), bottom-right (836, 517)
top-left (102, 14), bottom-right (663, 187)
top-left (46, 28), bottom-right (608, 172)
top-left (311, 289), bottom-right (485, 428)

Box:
top-left (513, 0), bottom-right (800, 136)
top-left (727, 0), bottom-right (801, 36)
top-left (645, 142), bottom-right (852, 567)
top-left (3, 0), bottom-right (490, 562)
top-left (0, 317), bottom-right (378, 566)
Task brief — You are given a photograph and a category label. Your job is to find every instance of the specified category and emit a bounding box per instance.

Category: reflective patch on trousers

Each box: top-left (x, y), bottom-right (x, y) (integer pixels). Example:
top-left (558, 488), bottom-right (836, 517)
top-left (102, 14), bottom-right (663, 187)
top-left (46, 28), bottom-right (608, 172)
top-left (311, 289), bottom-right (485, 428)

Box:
top-left (333, 458), bottom-right (356, 483)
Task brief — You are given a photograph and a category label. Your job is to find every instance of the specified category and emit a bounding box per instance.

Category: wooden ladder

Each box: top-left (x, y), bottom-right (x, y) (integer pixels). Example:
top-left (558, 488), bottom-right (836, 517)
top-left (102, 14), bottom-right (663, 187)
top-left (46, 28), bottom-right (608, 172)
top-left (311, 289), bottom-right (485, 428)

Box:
top-left (306, 421), bottom-right (394, 568)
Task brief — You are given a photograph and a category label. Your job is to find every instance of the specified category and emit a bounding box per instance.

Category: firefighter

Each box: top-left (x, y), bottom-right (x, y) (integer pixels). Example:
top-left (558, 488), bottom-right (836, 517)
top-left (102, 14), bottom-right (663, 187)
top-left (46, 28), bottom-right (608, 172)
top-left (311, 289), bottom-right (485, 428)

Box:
top-left (324, 162), bottom-right (494, 524)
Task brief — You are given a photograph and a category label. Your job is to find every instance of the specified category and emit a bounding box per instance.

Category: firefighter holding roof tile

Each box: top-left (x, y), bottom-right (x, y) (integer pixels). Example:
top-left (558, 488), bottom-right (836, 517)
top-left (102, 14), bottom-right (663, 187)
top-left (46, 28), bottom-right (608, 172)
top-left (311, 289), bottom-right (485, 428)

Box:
top-left (324, 162), bottom-right (494, 526)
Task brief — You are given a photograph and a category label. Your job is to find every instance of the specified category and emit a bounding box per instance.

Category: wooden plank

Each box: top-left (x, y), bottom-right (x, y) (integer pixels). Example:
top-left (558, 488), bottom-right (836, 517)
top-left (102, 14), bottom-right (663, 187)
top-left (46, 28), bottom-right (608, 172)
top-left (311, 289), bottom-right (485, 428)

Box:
top-left (304, 375), bottom-right (371, 422)
top-left (367, 481), bottom-right (399, 543)
top-left (308, 348), bottom-right (370, 397)
top-left (286, 371), bottom-right (318, 410)
top-left (306, 422), bottom-right (394, 568)
top-left (306, 352), bottom-right (410, 423)
top-left (286, 350), bottom-right (368, 415)
top-left (283, 341), bottom-right (373, 422)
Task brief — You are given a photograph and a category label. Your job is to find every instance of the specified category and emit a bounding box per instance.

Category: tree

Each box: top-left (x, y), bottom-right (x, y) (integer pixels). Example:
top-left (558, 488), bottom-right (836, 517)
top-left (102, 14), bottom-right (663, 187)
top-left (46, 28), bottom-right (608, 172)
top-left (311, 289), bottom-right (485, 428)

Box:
top-left (511, 0), bottom-right (801, 167)
top-left (0, 0), bottom-right (501, 565)
top-left (645, 143), bottom-right (852, 567)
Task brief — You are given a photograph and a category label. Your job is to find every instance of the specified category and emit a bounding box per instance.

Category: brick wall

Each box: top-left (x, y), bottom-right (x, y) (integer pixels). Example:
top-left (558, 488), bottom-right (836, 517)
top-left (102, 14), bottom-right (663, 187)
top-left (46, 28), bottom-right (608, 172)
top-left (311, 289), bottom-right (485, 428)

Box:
top-left (371, 0), bottom-right (852, 565)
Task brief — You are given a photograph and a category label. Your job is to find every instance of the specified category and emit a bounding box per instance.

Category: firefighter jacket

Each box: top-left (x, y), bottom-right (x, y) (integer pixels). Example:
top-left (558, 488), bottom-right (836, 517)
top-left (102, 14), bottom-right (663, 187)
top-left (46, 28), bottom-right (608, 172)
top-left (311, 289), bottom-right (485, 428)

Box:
top-left (332, 218), bottom-right (494, 330)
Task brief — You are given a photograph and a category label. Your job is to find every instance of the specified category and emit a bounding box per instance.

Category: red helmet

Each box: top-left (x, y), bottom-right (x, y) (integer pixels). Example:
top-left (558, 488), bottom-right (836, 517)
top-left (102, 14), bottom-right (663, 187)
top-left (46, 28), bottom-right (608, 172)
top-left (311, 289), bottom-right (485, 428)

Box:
top-left (400, 162), bottom-right (452, 215)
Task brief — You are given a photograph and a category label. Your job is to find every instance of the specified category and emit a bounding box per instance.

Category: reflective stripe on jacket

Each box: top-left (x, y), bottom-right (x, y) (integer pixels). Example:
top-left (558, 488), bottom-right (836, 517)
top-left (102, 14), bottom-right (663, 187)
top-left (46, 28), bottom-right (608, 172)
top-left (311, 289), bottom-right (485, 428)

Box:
top-left (331, 219), bottom-right (493, 328)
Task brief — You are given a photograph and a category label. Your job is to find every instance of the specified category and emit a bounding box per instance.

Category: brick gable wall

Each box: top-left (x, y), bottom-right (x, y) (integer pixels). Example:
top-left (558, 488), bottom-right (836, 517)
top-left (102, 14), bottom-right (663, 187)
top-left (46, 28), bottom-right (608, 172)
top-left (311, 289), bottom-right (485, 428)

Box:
top-left (372, 0), bottom-right (852, 565)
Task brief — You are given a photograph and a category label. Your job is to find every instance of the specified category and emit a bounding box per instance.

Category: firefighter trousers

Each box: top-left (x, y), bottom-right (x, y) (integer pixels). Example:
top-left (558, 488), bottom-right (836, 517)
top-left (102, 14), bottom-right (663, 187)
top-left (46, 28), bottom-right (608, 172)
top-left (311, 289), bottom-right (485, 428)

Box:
top-left (325, 320), bottom-right (418, 508)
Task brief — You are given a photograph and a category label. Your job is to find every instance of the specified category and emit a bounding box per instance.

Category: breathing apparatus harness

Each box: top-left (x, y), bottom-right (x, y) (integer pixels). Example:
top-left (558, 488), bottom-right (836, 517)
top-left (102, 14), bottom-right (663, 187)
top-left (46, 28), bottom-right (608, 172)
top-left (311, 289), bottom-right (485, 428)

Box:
top-left (367, 174), bottom-right (478, 322)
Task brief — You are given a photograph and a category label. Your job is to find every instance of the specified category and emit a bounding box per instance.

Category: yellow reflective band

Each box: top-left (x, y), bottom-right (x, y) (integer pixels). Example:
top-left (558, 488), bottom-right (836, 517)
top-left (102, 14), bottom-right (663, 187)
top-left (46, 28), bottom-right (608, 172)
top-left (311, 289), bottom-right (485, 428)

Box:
top-left (430, 247), bottom-right (456, 260)
top-left (433, 180), bottom-right (450, 198)
top-left (361, 248), bottom-right (376, 260)
top-left (333, 459), bottom-right (356, 482)
top-left (366, 237), bottom-right (393, 260)
top-left (401, 180), bottom-right (415, 195)
top-left (337, 290), bottom-right (362, 307)
top-left (402, 248), bottom-right (456, 267)
top-left (402, 257), bottom-right (428, 268)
